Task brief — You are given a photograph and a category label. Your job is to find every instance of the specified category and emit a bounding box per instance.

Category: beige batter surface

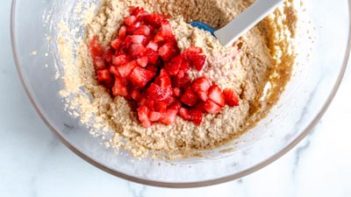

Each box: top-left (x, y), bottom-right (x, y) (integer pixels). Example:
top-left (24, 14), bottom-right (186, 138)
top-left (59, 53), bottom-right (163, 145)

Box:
top-left (59, 0), bottom-right (297, 158)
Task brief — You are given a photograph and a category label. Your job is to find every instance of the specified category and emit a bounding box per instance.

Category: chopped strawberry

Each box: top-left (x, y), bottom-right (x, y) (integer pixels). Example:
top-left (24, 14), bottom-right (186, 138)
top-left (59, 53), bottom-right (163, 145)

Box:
top-left (154, 22), bottom-right (174, 43)
top-left (118, 26), bottom-right (127, 39)
top-left (103, 49), bottom-right (113, 63)
top-left (129, 44), bottom-right (146, 57)
top-left (158, 42), bottom-right (178, 61)
top-left (117, 60), bottom-right (137, 77)
top-left (124, 15), bottom-right (137, 26)
top-left (203, 100), bottom-right (222, 114)
top-left (109, 66), bottom-right (119, 76)
top-left (192, 77), bottom-right (211, 92)
top-left (191, 54), bottom-right (206, 71)
top-left (129, 7), bottom-right (147, 17)
top-left (208, 85), bottom-right (225, 106)
top-left (173, 87), bottom-right (181, 97)
top-left (128, 66), bottom-right (155, 88)
top-left (93, 57), bottom-right (106, 70)
top-left (179, 108), bottom-right (190, 120)
top-left (96, 69), bottom-right (112, 84)
top-left (173, 73), bottom-right (191, 88)
top-left (127, 35), bottom-right (147, 44)
top-left (180, 88), bottom-right (199, 107)
top-left (153, 100), bottom-right (169, 112)
top-left (146, 83), bottom-right (172, 101)
top-left (144, 48), bottom-right (159, 64)
top-left (188, 109), bottom-right (203, 125)
top-left (130, 89), bottom-right (142, 101)
top-left (160, 108), bottom-right (178, 125)
top-left (111, 38), bottom-right (122, 50)
top-left (112, 77), bottom-right (128, 97)
top-left (136, 56), bottom-right (149, 67)
top-left (127, 22), bottom-right (142, 33)
top-left (184, 46), bottom-right (202, 54)
top-left (223, 88), bottom-right (239, 107)
top-left (112, 54), bottom-right (128, 66)
top-left (89, 36), bottom-right (104, 57)
top-left (197, 91), bottom-right (208, 102)
top-left (146, 41), bottom-right (158, 51)
top-left (155, 69), bottom-right (171, 88)
top-left (165, 56), bottom-right (183, 76)
top-left (149, 111), bottom-right (162, 122)
top-left (134, 25), bottom-right (151, 36)
top-left (142, 13), bottom-right (167, 27)
top-left (137, 106), bottom-right (151, 128)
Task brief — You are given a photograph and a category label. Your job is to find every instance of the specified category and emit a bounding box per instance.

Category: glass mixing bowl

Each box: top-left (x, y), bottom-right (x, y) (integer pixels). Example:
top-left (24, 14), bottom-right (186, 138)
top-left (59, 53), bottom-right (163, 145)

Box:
top-left (10, 0), bottom-right (350, 188)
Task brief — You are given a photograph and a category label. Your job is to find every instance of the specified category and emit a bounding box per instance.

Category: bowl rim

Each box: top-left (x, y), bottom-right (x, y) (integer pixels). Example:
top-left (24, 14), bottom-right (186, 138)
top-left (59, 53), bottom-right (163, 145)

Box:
top-left (10, 0), bottom-right (351, 188)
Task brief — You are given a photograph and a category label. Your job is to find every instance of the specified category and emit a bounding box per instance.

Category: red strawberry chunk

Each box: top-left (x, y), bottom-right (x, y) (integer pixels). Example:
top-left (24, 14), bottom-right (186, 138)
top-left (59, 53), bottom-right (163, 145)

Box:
top-left (136, 56), bottom-right (149, 67)
top-left (146, 83), bottom-right (172, 101)
top-left (155, 69), bottom-right (171, 88)
top-left (128, 66), bottom-right (155, 88)
top-left (158, 42), bottom-right (178, 61)
top-left (180, 88), bottom-right (199, 107)
top-left (173, 73), bottom-right (191, 88)
top-left (129, 44), bottom-right (146, 57)
top-left (137, 106), bottom-right (152, 128)
top-left (146, 41), bottom-right (158, 51)
top-left (111, 38), bottom-right (122, 50)
top-left (89, 36), bottom-right (104, 57)
top-left (124, 15), bottom-right (137, 26)
top-left (149, 111), bottom-right (162, 122)
top-left (188, 109), bottom-right (203, 125)
top-left (130, 89), bottom-right (142, 101)
top-left (93, 57), bottom-right (106, 70)
top-left (142, 13), bottom-right (167, 27)
top-left (112, 54), bottom-right (128, 66)
top-left (112, 77), bottom-right (128, 97)
top-left (192, 77), bottom-right (211, 92)
top-left (165, 55), bottom-right (183, 76)
top-left (144, 48), bottom-right (159, 64)
top-left (160, 108), bottom-right (178, 125)
top-left (203, 100), bottom-right (222, 114)
top-left (118, 26), bottom-right (127, 39)
top-left (179, 108), bottom-right (190, 120)
top-left (134, 25), bottom-right (151, 36)
top-left (96, 69), bottom-right (112, 84)
top-left (223, 89), bottom-right (239, 107)
top-left (128, 35), bottom-right (147, 44)
top-left (208, 85), bottom-right (225, 106)
top-left (154, 22), bottom-right (174, 43)
top-left (117, 60), bottom-right (137, 77)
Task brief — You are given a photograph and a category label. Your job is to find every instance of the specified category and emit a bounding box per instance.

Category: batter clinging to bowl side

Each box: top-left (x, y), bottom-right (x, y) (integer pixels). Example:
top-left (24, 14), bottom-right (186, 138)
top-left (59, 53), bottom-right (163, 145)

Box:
top-left (60, 0), bottom-right (297, 158)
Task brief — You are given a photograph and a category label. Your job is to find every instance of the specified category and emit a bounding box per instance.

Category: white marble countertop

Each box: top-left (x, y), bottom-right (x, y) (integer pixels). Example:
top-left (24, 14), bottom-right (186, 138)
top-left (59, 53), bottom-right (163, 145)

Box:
top-left (1, 0), bottom-right (351, 196)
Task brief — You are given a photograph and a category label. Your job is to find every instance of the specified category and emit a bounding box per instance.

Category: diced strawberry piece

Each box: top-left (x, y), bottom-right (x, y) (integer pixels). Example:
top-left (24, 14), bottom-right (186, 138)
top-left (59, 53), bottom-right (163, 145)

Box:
top-left (128, 66), bottom-right (155, 88)
top-left (136, 56), bottom-right (149, 67)
top-left (188, 109), bottom-right (203, 125)
top-left (111, 38), bottom-right (122, 49)
top-left (146, 41), bottom-right (158, 51)
top-left (165, 56), bottom-right (183, 76)
top-left (154, 101), bottom-right (168, 112)
top-left (223, 88), bottom-right (239, 107)
top-left (134, 25), bottom-right (151, 36)
top-left (93, 57), bottom-right (106, 70)
top-left (142, 13), bottom-right (167, 27)
top-left (154, 22), bottom-right (174, 43)
top-left (169, 101), bottom-right (181, 111)
top-left (160, 108), bottom-right (178, 125)
top-left (149, 111), bottom-right (162, 122)
top-left (129, 44), bottom-right (146, 57)
top-left (127, 35), bottom-right (147, 44)
top-left (129, 7), bottom-right (147, 17)
top-left (173, 73), bottom-right (191, 88)
top-left (96, 69), bottom-right (112, 84)
top-left (183, 47), bottom-right (206, 71)
top-left (127, 22), bottom-right (142, 33)
top-left (112, 54), bottom-right (128, 66)
top-left (109, 66), bottom-right (119, 76)
top-left (112, 77), bottom-right (128, 97)
top-left (179, 108), bottom-right (190, 120)
top-left (89, 36), bottom-right (104, 57)
top-left (144, 48), bottom-right (159, 64)
top-left (145, 64), bottom-right (158, 73)
top-left (137, 106), bottom-right (151, 128)
top-left (180, 88), bottom-right (199, 107)
top-left (146, 83), bottom-right (172, 101)
top-left (155, 69), bottom-right (171, 88)
top-left (118, 26), bottom-right (127, 39)
top-left (173, 87), bottom-right (181, 97)
top-left (208, 85), bottom-right (225, 106)
top-left (192, 54), bottom-right (206, 71)
top-left (103, 48), bottom-right (113, 63)
top-left (203, 100), bottom-right (222, 114)
top-left (117, 60), bottom-right (137, 77)
top-left (130, 89), bottom-right (142, 101)
top-left (158, 42), bottom-right (178, 61)
top-left (184, 46), bottom-right (202, 54)
top-left (192, 77), bottom-right (211, 92)
top-left (124, 15), bottom-right (137, 26)
top-left (197, 91), bottom-right (208, 102)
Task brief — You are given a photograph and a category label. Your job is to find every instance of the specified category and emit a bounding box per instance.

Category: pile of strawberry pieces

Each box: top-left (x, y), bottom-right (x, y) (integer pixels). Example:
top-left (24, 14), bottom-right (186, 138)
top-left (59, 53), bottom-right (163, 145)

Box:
top-left (89, 7), bottom-right (239, 128)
